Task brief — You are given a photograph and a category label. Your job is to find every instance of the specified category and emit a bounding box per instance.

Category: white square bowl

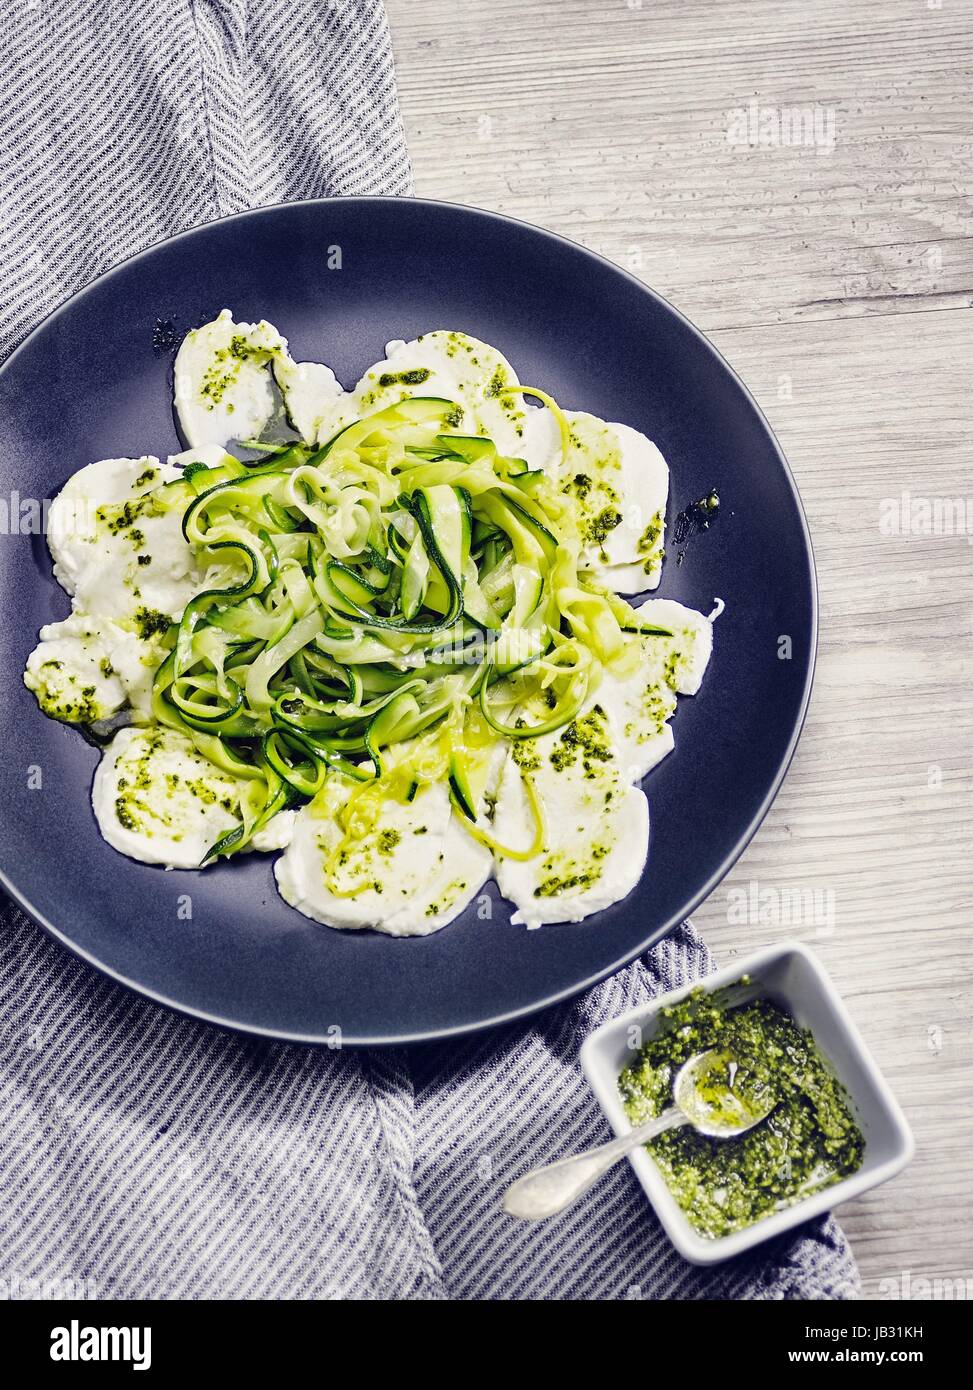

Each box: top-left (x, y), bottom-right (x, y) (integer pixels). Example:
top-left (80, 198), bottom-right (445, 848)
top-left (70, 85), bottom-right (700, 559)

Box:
top-left (579, 940), bottom-right (914, 1265)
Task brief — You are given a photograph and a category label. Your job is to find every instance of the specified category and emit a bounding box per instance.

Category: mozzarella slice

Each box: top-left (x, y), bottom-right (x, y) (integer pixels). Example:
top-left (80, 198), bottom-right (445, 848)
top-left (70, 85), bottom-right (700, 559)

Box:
top-left (630, 598), bottom-right (715, 696)
top-left (24, 614), bottom-right (127, 723)
top-left (47, 455), bottom-right (201, 625)
top-left (519, 405), bottom-right (562, 474)
top-left (49, 457), bottom-right (167, 593)
top-left (273, 355), bottom-right (348, 445)
top-left (594, 598), bottom-right (714, 783)
top-left (519, 408), bottom-right (669, 591)
top-left (557, 411), bottom-right (625, 557)
top-left (554, 412), bottom-right (668, 592)
top-left (174, 310), bottom-right (353, 449)
top-left (593, 422), bottom-right (668, 586)
top-left (174, 310), bottom-right (285, 448)
top-left (274, 778), bottom-right (457, 934)
top-left (24, 613), bottom-right (169, 725)
top-left (383, 812), bottom-right (493, 935)
top-left (30, 457), bottom-right (204, 726)
top-left (96, 623), bottom-right (171, 720)
top-left (252, 810), bottom-right (296, 852)
top-left (493, 704), bottom-right (649, 928)
top-left (92, 726), bottom-right (245, 868)
top-left (352, 331), bottom-right (529, 455)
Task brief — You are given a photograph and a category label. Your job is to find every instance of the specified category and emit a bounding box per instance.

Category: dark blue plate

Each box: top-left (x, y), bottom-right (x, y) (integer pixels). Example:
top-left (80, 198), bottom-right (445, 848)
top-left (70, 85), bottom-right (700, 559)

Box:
top-left (0, 198), bottom-right (815, 1045)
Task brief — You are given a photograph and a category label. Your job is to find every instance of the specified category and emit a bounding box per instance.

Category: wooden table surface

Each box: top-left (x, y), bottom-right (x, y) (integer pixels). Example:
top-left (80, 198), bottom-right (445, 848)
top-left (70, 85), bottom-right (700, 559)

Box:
top-left (386, 0), bottom-right (973, 1299)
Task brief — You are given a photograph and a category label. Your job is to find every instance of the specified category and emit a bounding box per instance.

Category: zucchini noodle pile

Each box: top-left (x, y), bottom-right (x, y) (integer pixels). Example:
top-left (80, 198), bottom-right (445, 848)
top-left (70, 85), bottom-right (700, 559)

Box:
top-left (150, 394), bottom-right (671, 863)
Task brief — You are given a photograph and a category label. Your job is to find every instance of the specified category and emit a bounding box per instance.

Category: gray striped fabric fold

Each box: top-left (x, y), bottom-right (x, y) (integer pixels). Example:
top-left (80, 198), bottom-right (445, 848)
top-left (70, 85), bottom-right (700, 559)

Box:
top-left (0, 0), bottom-right (411, 359)
top-left (0, 1), bottom-right (860, 1300)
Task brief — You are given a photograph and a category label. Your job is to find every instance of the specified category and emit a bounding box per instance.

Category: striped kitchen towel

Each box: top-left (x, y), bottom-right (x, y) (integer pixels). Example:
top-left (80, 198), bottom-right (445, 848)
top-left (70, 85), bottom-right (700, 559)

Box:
top-left (0, 1), bottom-right (859, 1300)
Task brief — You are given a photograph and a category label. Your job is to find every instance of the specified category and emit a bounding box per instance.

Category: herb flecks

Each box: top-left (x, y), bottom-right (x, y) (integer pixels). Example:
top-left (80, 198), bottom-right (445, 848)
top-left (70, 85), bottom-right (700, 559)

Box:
top-left (549, 705), bottom-right (612, 778)
top-left (133, 607), bottom-right (172, 640)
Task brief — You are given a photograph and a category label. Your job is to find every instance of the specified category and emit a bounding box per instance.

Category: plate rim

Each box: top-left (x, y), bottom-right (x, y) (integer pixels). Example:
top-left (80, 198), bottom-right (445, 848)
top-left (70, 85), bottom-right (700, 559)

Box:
top-left (0, 194), bottom-right (818, 1047)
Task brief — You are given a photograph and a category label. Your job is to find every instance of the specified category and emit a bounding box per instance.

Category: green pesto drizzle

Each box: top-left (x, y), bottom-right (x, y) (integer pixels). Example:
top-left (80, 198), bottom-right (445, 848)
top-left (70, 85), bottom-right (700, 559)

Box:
top-left (133, 607), bottom-right (172, 640)
top-left (377, 368), bottom-right (431, 388)
top-left (549, 704), bottom-right (612, 777)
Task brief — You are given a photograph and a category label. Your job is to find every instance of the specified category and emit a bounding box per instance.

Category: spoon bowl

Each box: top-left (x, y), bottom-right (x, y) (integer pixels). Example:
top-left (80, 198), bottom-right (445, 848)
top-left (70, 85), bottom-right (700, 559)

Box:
top-left (672, 1047), bottom-right (776, 1139)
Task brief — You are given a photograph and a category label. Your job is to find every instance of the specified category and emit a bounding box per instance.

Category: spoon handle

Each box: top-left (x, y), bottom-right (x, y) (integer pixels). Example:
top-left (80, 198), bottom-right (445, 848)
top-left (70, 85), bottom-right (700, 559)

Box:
top-left (502, 1109), bottom-right (687, 1222)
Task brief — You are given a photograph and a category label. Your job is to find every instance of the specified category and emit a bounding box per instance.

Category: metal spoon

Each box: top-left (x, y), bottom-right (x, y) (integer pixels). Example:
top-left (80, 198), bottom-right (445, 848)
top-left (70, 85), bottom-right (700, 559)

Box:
top-left (502, 1048), bottom-right (775, 1223)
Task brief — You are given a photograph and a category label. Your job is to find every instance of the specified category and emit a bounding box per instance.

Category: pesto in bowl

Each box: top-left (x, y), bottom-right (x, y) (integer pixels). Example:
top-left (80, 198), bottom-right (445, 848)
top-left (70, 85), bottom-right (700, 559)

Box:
top-left (618, 984), bottom-right (865, 1239)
